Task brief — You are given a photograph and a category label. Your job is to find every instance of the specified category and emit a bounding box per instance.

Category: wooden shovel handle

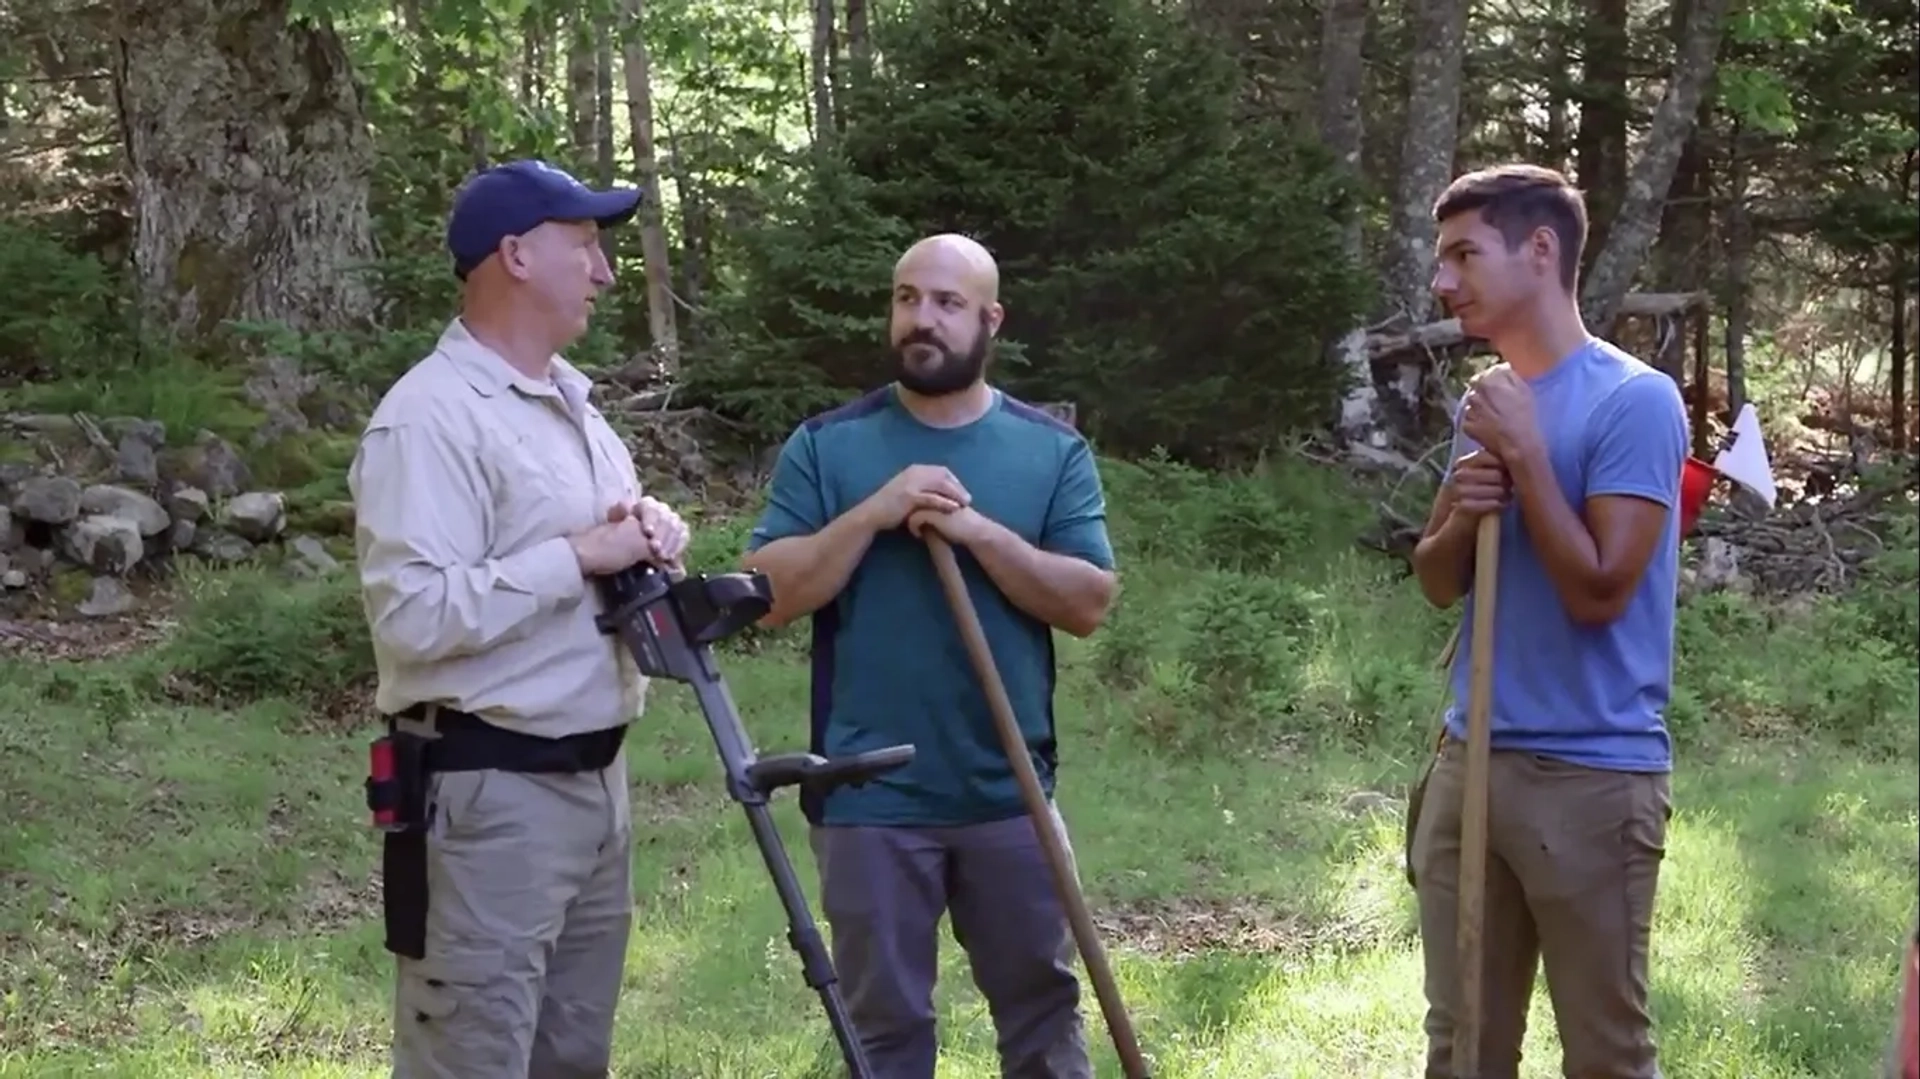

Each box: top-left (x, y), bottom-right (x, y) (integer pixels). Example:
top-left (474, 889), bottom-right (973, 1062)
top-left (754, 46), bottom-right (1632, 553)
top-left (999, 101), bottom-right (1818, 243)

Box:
top-left (1452, 514), bottom-right (1501, 1078)
top-left (925, 534), bottom-right (1152, 1078)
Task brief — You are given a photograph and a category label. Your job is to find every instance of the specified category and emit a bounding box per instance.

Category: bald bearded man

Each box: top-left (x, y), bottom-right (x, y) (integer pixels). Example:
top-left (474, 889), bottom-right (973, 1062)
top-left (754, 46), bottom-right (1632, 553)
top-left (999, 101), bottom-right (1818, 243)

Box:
top-left (742, 233), bottom-right (1119, 1077)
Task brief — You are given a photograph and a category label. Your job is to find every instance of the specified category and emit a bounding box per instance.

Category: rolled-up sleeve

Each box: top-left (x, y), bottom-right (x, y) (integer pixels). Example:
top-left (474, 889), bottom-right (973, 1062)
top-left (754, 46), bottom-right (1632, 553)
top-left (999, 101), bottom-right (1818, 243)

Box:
top-left (350, 418), bottom-right (585, 666)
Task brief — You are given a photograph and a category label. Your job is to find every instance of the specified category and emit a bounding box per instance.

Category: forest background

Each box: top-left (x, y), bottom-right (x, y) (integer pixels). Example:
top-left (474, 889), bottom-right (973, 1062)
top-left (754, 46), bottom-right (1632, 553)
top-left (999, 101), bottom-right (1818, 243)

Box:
top-left (0, 0), bottom-right (1915, 1074)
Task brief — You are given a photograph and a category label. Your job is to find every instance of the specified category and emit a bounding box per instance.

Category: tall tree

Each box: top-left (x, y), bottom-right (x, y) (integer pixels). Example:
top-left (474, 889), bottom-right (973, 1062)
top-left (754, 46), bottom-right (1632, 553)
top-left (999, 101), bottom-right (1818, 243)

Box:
top-left (1384, 0), bottom-right (1470, 326)
top-left (619, 0), bottom-right (680, 377)
top-left (1579, 0), bottom-right (1733, 334)
top-left (110, 0), bottom-right (376, 337)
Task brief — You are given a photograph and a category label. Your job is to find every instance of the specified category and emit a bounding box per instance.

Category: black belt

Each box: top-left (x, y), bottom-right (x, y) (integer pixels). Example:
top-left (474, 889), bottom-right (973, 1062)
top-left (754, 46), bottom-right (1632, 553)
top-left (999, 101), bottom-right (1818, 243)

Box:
top-left (395, 705), bottom-right (628, 775)
top-left (368, 706), bottom-right (628, 961)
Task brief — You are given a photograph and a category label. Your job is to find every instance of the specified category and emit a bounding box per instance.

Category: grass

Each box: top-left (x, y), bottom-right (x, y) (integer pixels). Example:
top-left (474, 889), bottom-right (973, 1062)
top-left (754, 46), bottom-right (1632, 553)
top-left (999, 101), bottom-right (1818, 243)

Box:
top-left (0, 455), bottom-right (1915, 1078)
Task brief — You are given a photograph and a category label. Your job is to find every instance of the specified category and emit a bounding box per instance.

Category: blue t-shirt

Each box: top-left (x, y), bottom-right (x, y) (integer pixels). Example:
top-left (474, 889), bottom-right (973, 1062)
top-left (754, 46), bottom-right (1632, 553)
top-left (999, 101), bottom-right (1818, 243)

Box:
top-left (1443, 338), bottom-right (1689, 773)
top-left (745, 384), bottom-right (1117, 827)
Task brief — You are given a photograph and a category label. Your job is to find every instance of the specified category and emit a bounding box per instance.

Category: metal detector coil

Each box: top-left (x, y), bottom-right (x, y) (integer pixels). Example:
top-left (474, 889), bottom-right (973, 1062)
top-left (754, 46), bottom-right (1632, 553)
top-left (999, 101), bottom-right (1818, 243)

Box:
top-left (592, 561), bottom-right (912, 1078)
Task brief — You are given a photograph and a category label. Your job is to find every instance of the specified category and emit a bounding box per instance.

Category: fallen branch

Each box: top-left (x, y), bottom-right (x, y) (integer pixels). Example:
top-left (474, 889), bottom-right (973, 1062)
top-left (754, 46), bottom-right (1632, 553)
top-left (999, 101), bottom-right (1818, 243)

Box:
top-left (1364, 291), bottom-right (1709, 362)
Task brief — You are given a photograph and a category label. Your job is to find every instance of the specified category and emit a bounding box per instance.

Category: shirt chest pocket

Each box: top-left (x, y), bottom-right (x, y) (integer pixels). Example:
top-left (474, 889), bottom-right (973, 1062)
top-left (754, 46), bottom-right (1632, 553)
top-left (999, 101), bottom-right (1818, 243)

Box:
top-left (487, 423), bottom-right (630, 553)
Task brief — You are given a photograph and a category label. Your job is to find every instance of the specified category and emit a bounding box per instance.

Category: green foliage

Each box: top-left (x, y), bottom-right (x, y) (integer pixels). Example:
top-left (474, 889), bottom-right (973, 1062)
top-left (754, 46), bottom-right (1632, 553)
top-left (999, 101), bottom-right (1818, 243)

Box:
top-left (0, 218), bottom-right (136, 386)
top-left (701, 0), bottom-right (1371, 461)
top-left (1077, 451), bottom-right (1917, 763)
top-left (3, 352), bottom-right (263, 446)
top-left (163, 568), bottom-right (376, 706)
top-left (685, 157), bottom-right (920, 436)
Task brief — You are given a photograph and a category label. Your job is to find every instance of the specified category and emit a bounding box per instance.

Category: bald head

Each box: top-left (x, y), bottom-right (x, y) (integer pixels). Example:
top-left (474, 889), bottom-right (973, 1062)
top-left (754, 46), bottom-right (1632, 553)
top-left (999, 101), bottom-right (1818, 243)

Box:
top-left (894, 233), bottom-right (1000, 307)
top-left (889, 233), bottom-right (1005, 398)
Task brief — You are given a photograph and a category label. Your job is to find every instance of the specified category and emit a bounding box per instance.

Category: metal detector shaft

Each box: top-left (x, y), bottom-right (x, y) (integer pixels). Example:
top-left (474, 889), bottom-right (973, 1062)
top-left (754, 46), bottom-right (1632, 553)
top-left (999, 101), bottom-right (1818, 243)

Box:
top-left (1453, 515), bottom-right (1501, 1079)
top-left (593, 562), bottom-right (916, 1079)
top-left (924, 536), bottom-right (1152, 1079)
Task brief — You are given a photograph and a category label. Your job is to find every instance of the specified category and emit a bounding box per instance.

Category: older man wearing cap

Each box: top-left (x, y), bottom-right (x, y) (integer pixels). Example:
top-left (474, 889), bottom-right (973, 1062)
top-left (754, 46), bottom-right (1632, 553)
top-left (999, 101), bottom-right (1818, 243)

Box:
top-left (348, 159), bottom-right (692, 1079)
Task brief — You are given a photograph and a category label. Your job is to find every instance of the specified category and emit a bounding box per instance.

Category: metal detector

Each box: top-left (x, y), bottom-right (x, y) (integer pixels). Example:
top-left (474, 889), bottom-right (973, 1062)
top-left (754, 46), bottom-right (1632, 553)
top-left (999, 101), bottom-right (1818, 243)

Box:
top-left (593, 561), bottom-right (914, 1079)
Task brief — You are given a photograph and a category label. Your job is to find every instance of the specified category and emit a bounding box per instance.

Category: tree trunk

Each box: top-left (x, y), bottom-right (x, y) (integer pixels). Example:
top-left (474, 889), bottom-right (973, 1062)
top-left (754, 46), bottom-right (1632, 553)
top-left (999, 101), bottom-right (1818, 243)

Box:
top-left (844, 0), bottom-right (871, 102)
top-left (594, 17), bottom-right (617, 267)
top-left (568, 14), bottom-right (598, 171)
top-left (112, 0), bottom-right (375, 337)
top-left (1319, 0), bottom-right (1375, 444)
top-left (1890, 271), bottom-right (1908, 454)
top-left (666, 124), bottom-right (709, 349)
top-left (1319, 0), bottom-right (1367, 266)
top-left (1573, 0), bottom-right (1629, 269)
top-left (810, 0), bottom-right (836, 144)
top-left (619, 0), bottom-right (680, 379)
top-left (1543, 1), bottom-right (1570, 168)
top-left (1579, 0), bottom-right (1731, 336)
top-left (1384, 0), bottom-right (1470, 326)
top-left (519, 7), bottom-right (542, 108)
top-left (1721, 120), bottom-right (1751, 422)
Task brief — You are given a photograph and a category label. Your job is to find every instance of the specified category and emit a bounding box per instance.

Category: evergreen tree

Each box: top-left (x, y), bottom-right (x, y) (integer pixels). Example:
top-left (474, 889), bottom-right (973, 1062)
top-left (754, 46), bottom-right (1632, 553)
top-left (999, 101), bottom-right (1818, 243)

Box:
top-left (699, 0), bottom-right (1372, 462)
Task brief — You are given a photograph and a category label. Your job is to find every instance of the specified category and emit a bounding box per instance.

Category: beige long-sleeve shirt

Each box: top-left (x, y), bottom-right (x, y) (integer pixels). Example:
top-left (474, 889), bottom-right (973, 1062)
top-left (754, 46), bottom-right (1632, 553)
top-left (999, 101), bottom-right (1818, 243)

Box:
top-left (347, 318), bottom-right (648, 738)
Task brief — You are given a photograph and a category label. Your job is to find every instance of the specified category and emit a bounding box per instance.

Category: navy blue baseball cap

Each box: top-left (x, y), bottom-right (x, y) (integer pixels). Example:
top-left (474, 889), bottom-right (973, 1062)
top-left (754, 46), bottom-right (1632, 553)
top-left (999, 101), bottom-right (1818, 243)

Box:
top-left (445, 159), bottom-right (643, 278)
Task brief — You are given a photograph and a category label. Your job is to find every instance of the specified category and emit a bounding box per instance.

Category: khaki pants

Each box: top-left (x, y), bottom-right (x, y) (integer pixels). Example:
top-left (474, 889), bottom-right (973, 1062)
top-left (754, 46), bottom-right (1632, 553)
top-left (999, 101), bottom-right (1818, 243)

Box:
top-left (391, 754), bottom-right (633, 1079)
top-left (1411, 739), bottom-right (1671, 1079)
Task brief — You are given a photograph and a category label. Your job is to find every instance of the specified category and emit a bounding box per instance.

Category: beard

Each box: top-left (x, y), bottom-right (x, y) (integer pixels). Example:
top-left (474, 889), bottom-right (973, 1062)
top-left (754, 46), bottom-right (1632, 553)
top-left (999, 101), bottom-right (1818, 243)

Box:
top-left (892, 313), bottom-right (992, 397)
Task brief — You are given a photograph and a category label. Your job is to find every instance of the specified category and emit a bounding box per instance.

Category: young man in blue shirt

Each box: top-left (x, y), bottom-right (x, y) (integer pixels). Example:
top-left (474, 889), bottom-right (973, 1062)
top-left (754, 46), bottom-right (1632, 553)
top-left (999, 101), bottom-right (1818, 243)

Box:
top-left (1408, 165), bottom-right (1689, 1079)
top-left (741, 233), bottom-right (1119, 1078)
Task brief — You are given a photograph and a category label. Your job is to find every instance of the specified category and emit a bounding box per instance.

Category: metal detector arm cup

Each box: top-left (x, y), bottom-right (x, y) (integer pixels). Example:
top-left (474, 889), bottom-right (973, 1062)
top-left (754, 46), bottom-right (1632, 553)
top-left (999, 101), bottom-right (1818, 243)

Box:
top-left (747, 745), bottom-right (916, 794)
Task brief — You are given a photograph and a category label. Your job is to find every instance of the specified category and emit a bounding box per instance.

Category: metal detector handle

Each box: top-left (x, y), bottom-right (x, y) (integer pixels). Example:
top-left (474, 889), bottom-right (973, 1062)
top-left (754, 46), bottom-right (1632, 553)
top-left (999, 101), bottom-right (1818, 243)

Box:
top-left (595, 561), bottom-right (677, 620)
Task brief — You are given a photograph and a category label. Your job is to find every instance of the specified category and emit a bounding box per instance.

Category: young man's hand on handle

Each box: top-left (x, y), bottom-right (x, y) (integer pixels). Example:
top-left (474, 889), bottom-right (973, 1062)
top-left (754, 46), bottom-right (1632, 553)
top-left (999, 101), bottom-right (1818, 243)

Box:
top-left (1448, 450), bottom-right (1511, 520)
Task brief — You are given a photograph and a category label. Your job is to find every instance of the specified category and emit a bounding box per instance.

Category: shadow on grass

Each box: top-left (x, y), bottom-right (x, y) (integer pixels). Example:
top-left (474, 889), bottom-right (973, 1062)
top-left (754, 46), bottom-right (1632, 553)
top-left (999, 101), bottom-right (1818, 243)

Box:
top-left (1638, 744), bottom-right (1916, 1079)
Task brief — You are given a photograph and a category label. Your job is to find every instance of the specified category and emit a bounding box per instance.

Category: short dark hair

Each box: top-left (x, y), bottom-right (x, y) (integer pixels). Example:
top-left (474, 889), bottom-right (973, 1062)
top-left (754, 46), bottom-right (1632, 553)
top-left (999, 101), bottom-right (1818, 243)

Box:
top-left (1432, 164), bottom-right (1588, 293)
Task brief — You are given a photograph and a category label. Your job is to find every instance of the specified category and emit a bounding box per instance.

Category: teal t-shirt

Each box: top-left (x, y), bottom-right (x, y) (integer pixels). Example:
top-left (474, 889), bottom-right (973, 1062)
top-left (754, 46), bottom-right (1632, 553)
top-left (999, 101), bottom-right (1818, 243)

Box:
top-left (745, 384), bottom-right (1116, 827)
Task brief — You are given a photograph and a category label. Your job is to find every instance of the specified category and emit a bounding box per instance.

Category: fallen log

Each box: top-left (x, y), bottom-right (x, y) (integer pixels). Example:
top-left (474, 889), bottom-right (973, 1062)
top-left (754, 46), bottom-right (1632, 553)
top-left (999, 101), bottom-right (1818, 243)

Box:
top-left (1364, 291), bottom-right (1708, 362)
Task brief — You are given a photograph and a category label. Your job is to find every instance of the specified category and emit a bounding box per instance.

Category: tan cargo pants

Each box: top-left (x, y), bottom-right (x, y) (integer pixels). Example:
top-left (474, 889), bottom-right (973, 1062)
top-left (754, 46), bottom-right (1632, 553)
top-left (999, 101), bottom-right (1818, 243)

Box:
top-left (1411, 738), bottom-right (1671, 1079)
top-left (390, 753), bottom-right (633, 1079)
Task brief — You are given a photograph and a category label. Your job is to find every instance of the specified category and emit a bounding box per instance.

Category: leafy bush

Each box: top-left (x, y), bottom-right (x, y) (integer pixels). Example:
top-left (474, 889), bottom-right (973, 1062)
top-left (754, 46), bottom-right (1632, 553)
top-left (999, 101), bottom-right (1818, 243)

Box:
top-left (164, 569), bottom-right (375, 706)
top-left (0, 218), bottom-right (134, 385)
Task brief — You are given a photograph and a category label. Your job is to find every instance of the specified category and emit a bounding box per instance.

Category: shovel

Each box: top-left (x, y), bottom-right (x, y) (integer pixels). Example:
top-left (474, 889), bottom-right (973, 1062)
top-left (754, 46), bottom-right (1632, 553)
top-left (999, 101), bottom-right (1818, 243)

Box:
top-left (1453, 514), bottom-right (1502, 1079)
top-left (924, 534), bottom-right (1152, 1079)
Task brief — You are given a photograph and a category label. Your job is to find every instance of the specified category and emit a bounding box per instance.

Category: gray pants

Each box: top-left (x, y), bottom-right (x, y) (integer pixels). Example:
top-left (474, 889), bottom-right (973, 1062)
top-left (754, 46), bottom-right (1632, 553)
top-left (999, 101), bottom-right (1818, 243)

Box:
top-left (808, 804), bottom-right (1092, 1079)
top-left (390, 753), bottom-right (633, 1079)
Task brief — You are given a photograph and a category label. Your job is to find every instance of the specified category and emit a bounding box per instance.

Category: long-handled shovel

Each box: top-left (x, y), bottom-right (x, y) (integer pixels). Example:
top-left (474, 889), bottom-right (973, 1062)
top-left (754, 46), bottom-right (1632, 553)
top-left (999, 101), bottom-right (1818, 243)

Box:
top-left (1453, 514), bottom-right (1502, 1079)
top-left (924, 534), bottom-right (1152, 1079)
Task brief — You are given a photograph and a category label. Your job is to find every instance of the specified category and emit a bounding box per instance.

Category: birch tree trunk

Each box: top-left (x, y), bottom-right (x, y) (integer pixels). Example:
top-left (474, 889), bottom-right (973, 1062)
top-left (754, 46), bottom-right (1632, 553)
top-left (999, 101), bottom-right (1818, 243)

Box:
top-left (1383, 0), bottom-right (1470, 326)
top-left (1579, 0), bottom-right (1732, 335)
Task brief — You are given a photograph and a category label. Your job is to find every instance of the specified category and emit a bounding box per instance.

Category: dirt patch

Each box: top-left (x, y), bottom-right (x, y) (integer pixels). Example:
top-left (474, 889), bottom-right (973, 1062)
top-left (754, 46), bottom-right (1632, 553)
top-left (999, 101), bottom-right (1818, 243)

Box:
top-left (294, 866), bottom-right (381, 934)
top-left (0, 609), bottom-right (177, 663)
top-left (1093, 895), bottom-right (1329, 959)
top-left (300, 678), bottom-right (377, 733)
top-left (632, 776), bottom-right (715, 824)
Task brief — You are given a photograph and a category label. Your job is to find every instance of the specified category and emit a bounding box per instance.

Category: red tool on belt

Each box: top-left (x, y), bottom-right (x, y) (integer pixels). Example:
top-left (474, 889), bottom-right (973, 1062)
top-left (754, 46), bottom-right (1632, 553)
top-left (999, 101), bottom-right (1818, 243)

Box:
top-left (368, 737), bottom-right (404, 831)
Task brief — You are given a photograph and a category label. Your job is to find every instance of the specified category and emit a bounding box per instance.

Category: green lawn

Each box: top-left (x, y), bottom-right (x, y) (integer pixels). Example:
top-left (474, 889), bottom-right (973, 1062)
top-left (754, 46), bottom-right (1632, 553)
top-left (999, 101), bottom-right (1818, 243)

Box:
top-left (1, 456), bottom-right (1914, 1078)
top-left (1, 575), bottom-right (1913, 1078)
